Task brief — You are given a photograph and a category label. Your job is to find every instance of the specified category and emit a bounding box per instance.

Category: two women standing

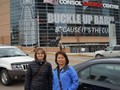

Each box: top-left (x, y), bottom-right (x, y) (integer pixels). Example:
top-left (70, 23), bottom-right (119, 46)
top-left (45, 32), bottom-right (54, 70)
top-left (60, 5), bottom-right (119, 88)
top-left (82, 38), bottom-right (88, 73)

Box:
top-left (25, 48), bottom-right (79, 90)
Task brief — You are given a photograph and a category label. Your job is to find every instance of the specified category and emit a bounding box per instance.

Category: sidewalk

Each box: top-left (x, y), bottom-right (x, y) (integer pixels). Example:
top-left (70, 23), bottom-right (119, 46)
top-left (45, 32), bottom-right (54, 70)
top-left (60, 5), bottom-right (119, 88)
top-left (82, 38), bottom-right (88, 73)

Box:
top-left (47, 52), bottom-right (94, 57)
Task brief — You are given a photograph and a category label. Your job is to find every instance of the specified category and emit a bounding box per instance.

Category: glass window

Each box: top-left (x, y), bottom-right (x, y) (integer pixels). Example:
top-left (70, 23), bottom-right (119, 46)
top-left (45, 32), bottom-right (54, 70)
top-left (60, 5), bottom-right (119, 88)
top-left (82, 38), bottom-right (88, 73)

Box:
top-left (106, 47), bottom-right (113, 51)
top-left (0, 48), bottom-right (26, 57)
top-left (9, 0), bottom-right (120, 46)
top-left (78, 64), bottom-right (120, 86)
top-left (78, 68), bottom-right (90, 79)
top-left (91, 64), bottom-right (120, 85)
top-left (113, 46), bottom-right (120, 50)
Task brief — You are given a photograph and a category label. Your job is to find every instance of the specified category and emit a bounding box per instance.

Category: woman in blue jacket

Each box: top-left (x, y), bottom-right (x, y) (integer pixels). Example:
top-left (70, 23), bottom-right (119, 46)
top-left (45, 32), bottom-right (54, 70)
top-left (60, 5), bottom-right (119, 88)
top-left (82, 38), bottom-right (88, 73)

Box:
top-left (53, 51), bottom-right (79, 90)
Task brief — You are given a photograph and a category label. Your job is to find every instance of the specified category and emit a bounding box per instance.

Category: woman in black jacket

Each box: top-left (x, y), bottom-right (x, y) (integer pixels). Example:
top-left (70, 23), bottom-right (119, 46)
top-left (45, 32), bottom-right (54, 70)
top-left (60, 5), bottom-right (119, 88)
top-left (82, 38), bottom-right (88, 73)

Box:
top-left (24, 48), bottom-right (52, 90)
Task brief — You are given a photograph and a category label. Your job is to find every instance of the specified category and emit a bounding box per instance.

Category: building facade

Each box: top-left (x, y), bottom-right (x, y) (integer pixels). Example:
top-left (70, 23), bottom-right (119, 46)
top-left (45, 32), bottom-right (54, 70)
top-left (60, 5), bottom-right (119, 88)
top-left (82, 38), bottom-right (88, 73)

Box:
top-left (0, 0), bottom-right (11, 45)
top-left (0, 0), bottom-right (120, 52)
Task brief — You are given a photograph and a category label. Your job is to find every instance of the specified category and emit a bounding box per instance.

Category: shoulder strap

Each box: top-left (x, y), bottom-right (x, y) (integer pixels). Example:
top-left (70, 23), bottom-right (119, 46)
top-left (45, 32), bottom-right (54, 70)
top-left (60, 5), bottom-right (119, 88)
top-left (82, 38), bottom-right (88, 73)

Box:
top-left (57, 68), bottom-right (63, 90)
top-left (32, 62), bottom-right (47, 81)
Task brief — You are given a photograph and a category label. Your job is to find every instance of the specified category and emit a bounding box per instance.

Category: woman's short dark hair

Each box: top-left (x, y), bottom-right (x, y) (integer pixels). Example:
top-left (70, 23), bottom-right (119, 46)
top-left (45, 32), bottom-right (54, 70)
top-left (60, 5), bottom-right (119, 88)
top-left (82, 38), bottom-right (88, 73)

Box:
top-left (34, 48), bottom-right (46, 61)
top-left (55, 51), bottom-right (69, 65)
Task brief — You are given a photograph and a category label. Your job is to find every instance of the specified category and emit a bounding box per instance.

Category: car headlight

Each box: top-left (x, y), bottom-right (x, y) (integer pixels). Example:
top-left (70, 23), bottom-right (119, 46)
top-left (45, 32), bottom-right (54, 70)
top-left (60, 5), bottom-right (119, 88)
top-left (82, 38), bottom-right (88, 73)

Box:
top-left (11, 64), bottom-right (23, 70)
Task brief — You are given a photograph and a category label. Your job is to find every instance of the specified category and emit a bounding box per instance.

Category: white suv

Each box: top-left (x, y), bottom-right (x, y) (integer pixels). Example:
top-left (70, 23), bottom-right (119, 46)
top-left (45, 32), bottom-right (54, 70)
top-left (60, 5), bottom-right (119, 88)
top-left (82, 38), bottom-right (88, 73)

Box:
top-left (0, 46), bottom-right (34, 86)
top-left (94, 45), bottom-right (120, 58)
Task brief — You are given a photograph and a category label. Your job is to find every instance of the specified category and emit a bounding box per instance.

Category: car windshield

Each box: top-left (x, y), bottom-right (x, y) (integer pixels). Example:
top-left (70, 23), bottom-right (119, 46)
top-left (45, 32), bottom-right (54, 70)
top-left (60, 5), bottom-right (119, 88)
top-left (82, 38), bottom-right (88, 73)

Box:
top-left (0, 48), bottom-right (26, 57)
top-left (105, 47), bottom-right (113, 51)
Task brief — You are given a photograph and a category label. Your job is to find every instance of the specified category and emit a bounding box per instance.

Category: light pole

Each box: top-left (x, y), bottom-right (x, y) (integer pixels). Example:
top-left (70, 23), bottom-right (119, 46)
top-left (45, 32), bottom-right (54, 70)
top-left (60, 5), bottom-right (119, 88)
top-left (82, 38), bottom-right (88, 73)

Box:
top-left (37, 9), bottom-right (40, 46)
top-left (108, 22), bottom-right (116, 47)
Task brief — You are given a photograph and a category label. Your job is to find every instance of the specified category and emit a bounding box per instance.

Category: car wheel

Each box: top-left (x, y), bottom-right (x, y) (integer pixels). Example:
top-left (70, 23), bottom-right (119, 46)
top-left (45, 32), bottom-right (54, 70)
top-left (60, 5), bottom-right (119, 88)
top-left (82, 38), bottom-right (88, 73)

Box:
top-left (0, 69), bottom-right (12, 86)
top-left (95, 55), bottom-right (104, 58)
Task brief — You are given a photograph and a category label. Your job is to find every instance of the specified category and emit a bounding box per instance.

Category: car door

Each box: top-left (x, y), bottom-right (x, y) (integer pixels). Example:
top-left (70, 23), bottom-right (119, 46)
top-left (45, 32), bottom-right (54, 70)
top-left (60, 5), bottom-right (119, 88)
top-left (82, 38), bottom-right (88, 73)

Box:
top-left (77, 67), bottom-right (110, 90)
top-left (112, 46), bottom-right (120, 56)
top-left (77, 64), bottom-right (120, 90)
top-left (103, 47), bottom-right (115, 57)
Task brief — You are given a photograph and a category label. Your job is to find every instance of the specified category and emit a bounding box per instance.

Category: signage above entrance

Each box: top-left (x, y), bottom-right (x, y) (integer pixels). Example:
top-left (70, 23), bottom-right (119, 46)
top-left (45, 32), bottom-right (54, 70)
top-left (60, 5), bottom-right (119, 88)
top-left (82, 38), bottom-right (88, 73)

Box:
top-left (45, 0), bottom-right (119, 9)
top-left (47, 13), bottom-right (114, 25)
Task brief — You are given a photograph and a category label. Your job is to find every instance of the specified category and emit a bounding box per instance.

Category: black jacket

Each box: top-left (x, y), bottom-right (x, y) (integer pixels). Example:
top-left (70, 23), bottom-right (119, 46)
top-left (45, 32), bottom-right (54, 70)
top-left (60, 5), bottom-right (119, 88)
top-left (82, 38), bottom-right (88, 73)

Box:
top-left (24, 60), bottom-right (53, 90)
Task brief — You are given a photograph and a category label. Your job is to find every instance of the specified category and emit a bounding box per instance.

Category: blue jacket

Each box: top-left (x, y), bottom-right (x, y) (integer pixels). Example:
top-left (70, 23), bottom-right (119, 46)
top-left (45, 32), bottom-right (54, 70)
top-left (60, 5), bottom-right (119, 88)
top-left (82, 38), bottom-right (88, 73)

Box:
top-left (52, 65), bottom-right (79, 90)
